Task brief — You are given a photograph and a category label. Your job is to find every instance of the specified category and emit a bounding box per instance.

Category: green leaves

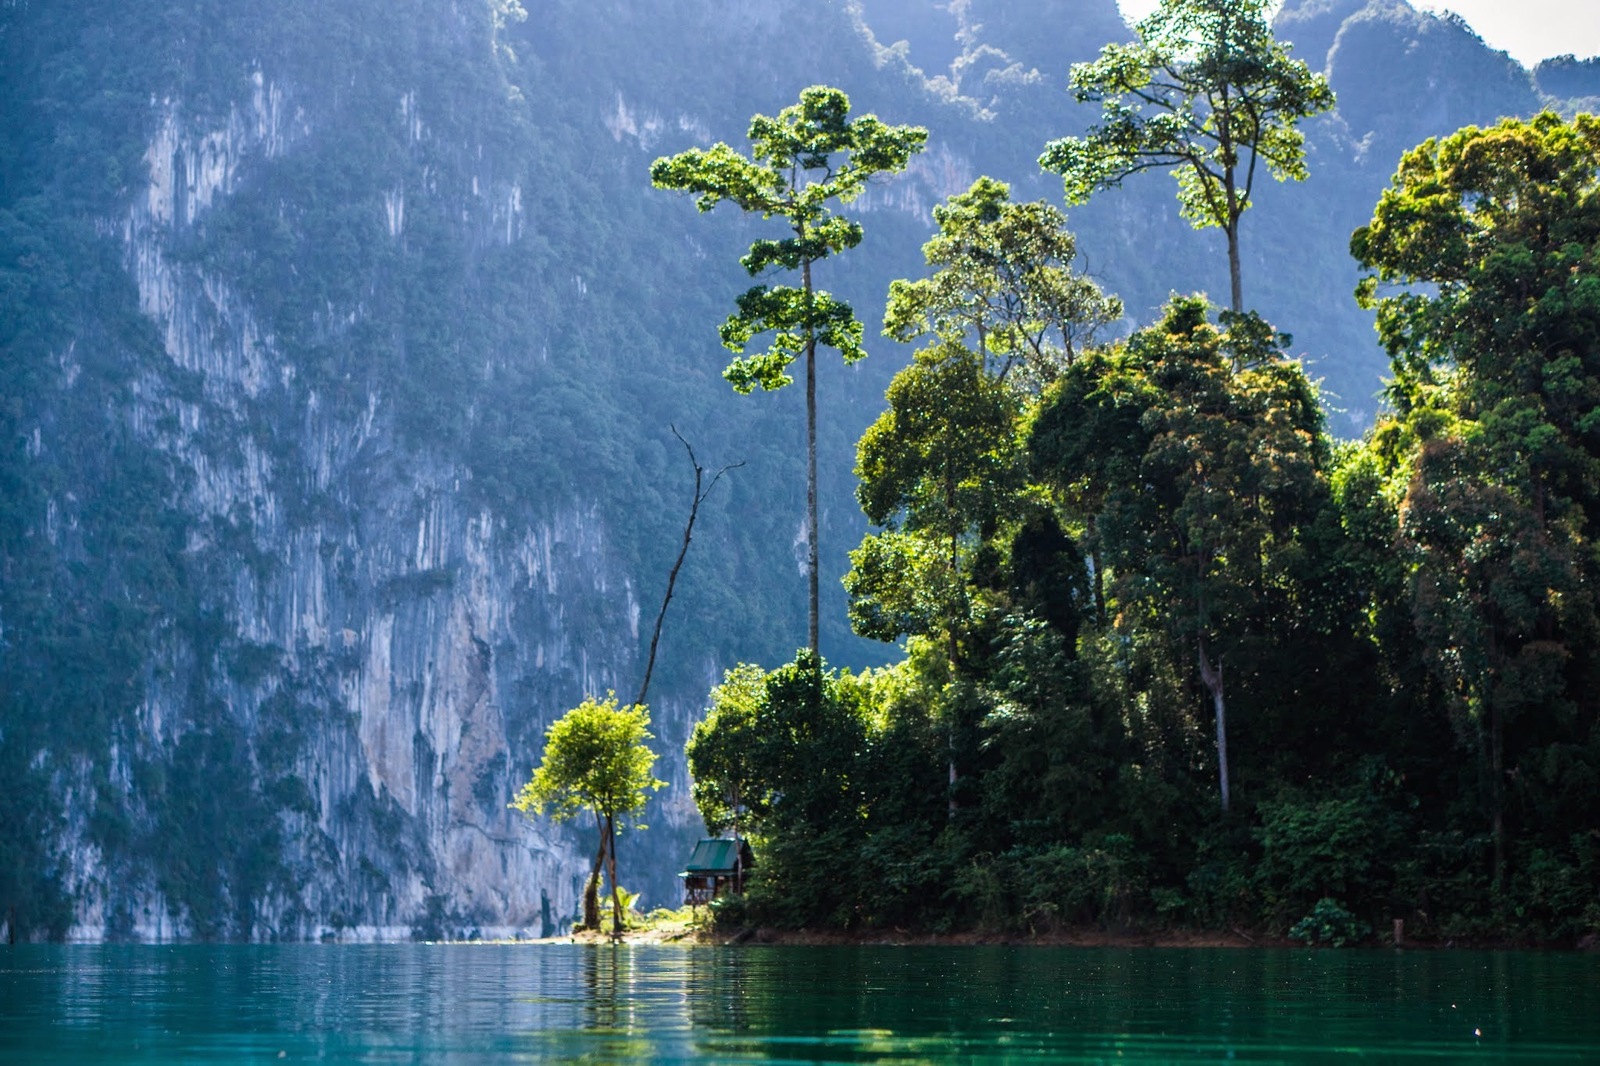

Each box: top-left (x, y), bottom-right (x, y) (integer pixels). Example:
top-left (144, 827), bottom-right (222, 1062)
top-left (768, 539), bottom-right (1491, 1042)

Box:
top-left (648, 143), bottom-right (784, 215)
top-left (1031, 295), bottom-right (1328, 675)
top-left (856, 343), bottom-right (1022, 532)
top-left (1040, 0), bottom-right (1333, 310)
top-left (843, 532), bottom-right (954, 644)
top-left (687, 651), bottom-right (873, 836)
top-left (648, 85), bottom-right (927, 226)
top-left (846, 179), bottom-right (1124, 651)
top-left (654, 86), bottom-right (927, 652)
top-left (510, 694), bottom-right (663, 824)
top-left (651, 86), bottom-right (927, 393)
top-left (1348, 113), bottom-right (1600, 891)
top-left (741, 217), bottom-right (863, 275)
top-left (883, 177), bottom-right (1121, 388)
top-left (686, 664), bottom-right (767, 837)
top-left (718, 284), bottom-right (865, 394)
top-left (1354, 114), bottom-right (1600, 401)
top-left (849, 341), bottom-right (1024, 646)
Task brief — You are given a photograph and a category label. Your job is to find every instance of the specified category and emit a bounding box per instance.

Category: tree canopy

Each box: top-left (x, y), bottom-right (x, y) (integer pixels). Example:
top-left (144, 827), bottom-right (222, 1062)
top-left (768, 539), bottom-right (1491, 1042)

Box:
top-left (512, 695), bottom-right (663, 933)
top-left (1039, 0), bottom-right (1333, 312)
top-left (679, 113), bottom-right (1597, 942)
top-left (1033, 297), bottom-right (1329, 812)
top-left (882, 176), bottom-right (1122, 389)
top-left (1352, 112), bottom-right (1600, 892)
top-left (651, 86), bottom-right (927, 655)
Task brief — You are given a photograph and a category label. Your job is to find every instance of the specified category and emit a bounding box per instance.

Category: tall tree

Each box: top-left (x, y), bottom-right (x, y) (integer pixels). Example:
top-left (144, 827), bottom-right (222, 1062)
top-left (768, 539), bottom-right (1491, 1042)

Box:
top-left (1351, 112), bottom-right (1600, 891)
top-left (849, 341), bottom-right (1023, 649)
top-left (857, 178), bottom-right (1120, 641)
top-left (651, 86), bottom-right (927, 654)
top-left (882, 177), bottom-right (1122, 389)
top-left (848, 341), bottom-right (1023, 815)
top-left (510, 695), bottom-right (664, 936)
top-left (1032, 297), bottom-right (1329, 811)
top-left (1038, 0), bottom-right (1333, 312)
top-left (853, 179), bottom-right (1119, 809)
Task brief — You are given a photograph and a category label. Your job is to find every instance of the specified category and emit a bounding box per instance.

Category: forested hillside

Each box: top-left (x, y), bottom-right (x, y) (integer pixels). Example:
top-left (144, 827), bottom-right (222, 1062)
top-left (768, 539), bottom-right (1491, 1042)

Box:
top-left (683, 9), bottom-right (1600, 944)
top-left (0, 0), bottom-right (1592, 940)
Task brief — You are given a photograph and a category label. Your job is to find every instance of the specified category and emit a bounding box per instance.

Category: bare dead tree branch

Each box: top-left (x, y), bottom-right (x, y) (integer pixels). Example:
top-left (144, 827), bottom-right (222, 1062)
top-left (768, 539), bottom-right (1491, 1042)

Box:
top-left (633, 425), bottom-right (743, 708)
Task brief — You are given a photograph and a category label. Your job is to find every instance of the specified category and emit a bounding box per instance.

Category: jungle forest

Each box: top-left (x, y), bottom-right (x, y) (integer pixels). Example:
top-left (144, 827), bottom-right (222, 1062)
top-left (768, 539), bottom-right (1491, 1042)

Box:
top-left (672, 6), bottom-right (1600, 946)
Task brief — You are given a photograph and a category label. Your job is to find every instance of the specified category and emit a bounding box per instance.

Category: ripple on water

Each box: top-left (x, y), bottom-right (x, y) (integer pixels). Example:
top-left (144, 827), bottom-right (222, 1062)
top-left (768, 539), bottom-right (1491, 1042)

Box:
top-left (1, 944), bottom-right (1597, 1063)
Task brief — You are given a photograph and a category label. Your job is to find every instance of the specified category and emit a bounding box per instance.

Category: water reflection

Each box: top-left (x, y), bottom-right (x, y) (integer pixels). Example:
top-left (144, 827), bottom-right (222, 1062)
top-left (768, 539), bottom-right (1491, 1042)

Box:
top-left (2, 944), bottom-right (1598, 1063)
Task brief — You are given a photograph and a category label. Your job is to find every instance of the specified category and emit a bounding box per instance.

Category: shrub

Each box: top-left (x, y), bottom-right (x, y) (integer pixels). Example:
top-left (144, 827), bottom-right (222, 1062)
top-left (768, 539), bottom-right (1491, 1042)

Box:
top-left (1289, 897), bottom-right (1368, 947)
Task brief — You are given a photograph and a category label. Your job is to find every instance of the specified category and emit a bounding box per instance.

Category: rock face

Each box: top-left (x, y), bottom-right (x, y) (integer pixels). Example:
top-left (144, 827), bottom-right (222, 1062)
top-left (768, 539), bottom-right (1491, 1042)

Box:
top-left (76, 66), bottom-right (665, 939)
top-left (4, 0), bottom-right (758, 942)
top-left (0, 0), bottom-right (1578, 940)
top-left (8, 0), bottom-right (982, 942)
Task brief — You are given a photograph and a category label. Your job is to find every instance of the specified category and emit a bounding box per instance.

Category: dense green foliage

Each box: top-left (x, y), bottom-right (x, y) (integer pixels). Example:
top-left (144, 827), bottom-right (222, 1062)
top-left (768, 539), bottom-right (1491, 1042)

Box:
top-left (1351, 112), bottom-right (1600, 911)
top-left (686, 112), bottom-right (1600, 945)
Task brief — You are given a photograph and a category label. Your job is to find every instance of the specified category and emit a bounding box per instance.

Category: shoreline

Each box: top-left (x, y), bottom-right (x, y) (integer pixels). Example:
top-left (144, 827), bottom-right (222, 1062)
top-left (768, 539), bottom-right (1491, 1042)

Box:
top-left (526, 923), bottom-right (1597, 951)
top-left (528, 927), bottom-right (1274, 949)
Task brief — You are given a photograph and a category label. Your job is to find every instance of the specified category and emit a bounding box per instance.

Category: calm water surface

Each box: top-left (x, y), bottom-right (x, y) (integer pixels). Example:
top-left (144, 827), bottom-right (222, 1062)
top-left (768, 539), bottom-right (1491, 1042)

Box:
top-left (3, 943), bottom-right (1597, 1062)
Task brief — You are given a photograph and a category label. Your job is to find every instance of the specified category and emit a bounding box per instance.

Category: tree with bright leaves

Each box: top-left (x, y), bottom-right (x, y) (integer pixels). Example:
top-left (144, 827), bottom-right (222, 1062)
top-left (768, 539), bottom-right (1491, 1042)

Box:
top-left (849, 341), bottom-right (1023, 649)
top-left (883, 177), bottom-right (1123, 389)
top-left (1039, 0), bottom-right (1333, 312)
top-left (847, 341), bottom-right (1023, 816)
top-left (857, 178), bottom-right (1119, 646)
top-left (685, 664), bottom-right (769, 839)
top-left (510, 695), bottom-right (663, 935)
top-left (686, 652), bottom-right (872, 844)
top-left (651, 86), bottom-right (927, 655)
top-left (852, 179), bottom-right (1119, 812)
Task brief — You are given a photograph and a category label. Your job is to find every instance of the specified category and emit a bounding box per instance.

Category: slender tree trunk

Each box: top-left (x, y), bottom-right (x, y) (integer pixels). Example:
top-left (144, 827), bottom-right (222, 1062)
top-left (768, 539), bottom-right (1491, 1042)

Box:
top-left (946, 472), bottom-right (961, 817)
top-left (635, 428), bottom-right (739, 709)
top-left (1218, 77), bottom-right (1244, 315)
top-left (1491, 698), bottom-right (1506, 895)
top-left (731, 785), bottom-right (743, 893)
top-left (804, 256), bottom-right (820, 656)
top-left (1092, 550), bottom-right (1105, 623)
top-left (1222, 158), bottom-right (1243, 314)
top-left (605, 812), bottom-right (623, 938)
top-left (1198, 638), bottom-right (1230, 812)
top-left (635, 449), bottom-right (701, 707)
top-left (582, 810), bottom-right (605, 930)
top-left (1088, 516), bottom-right (1106, 624)
top-left (1226, 224), bottom-right (1243, 315)
top-left (947, 628), bottom-right (960, 820)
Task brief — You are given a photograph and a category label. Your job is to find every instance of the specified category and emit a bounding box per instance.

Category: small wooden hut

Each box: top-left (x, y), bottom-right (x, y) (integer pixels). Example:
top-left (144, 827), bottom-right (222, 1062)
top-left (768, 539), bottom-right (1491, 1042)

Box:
top-left (679, 837), bottom-right (754, 906)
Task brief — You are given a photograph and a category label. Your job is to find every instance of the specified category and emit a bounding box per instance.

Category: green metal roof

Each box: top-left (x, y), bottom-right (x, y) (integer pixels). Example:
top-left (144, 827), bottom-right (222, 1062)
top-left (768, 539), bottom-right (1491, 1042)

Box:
top-left (681, 837), bottom-right (745, 874)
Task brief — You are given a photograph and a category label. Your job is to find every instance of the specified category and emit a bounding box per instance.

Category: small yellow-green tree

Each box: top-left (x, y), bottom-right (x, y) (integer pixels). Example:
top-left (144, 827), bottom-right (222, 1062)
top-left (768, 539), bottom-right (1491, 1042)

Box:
top-left (511, 695), bottom-right (663, 935)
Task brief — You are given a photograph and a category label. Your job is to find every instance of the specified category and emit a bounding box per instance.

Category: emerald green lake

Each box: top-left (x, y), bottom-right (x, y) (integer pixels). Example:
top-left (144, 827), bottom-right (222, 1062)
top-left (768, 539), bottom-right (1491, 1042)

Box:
top-left (2, 944), bottom-right (1597, 1062)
